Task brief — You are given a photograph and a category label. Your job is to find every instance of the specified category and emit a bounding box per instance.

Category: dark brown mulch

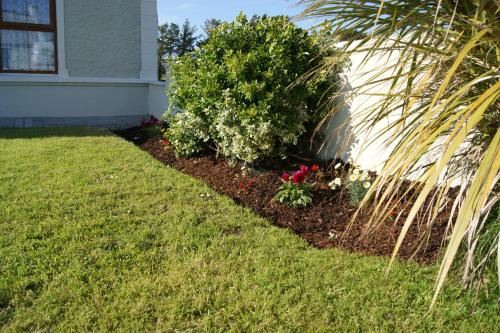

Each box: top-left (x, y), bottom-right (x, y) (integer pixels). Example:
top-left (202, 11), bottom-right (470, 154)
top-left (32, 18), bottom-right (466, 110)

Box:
top-left (116, 127), bottom-right (453, 264)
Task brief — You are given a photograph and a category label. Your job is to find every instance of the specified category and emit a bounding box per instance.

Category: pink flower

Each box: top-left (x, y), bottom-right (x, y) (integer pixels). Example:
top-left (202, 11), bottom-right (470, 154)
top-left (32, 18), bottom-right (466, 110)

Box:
top-left (281, 172), bottom-right (290, 182)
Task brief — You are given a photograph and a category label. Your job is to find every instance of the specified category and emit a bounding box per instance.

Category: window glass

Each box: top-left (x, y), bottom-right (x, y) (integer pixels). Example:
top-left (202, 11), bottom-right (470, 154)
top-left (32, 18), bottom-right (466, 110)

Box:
top-left (1, 29), bottom-right (55, 71)
top-left (2, 0), bottom-right (51, 25)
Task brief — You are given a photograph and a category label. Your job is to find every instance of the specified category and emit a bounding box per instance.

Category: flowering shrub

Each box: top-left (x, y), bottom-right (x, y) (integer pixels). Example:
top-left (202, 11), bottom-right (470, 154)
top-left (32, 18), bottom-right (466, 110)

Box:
top-left (275, 165), bottom-right (315, 207)
top-left (165, 13), bottom-right (344, 164)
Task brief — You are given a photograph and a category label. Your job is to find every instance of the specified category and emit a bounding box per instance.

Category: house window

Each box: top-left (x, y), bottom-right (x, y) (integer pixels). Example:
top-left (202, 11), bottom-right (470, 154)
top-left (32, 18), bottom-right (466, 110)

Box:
top-left (0, 0), bottom-right (57, 73)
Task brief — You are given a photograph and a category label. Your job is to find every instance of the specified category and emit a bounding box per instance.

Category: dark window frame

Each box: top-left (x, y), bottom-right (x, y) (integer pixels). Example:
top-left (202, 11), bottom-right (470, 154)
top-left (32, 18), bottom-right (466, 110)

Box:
top-left (0, 0), bottom-right (58, 74)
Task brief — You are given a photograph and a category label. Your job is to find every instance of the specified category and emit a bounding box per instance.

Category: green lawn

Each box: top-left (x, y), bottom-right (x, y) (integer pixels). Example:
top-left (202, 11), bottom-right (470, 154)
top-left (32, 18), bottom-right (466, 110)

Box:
top-left (0, 127), bottom-right (497, 332)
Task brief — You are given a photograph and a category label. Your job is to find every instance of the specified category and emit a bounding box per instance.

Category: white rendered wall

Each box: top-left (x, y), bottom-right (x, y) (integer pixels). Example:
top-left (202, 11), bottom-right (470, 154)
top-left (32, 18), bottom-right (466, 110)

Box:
top-left (0, 0), bottom-right (167, 127)
top-left (319, 41), bottom-right (404, 172)
top-left (0, 82), bottom-right (147, 118)
top-left (0, 77), bottom-right (168, 128)
top-left (148, 82), bottom-right (168, 118)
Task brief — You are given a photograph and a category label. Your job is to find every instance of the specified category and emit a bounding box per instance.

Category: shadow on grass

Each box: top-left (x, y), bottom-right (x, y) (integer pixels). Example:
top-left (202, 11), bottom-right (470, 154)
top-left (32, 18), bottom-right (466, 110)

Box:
top-left (0, 127), bottom-right (115, 139)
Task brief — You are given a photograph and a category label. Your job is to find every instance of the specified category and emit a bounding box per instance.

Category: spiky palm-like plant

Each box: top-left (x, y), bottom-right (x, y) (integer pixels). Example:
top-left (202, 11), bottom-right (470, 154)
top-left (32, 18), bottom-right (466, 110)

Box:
top-left (297, 0), bottom-right (499, 307)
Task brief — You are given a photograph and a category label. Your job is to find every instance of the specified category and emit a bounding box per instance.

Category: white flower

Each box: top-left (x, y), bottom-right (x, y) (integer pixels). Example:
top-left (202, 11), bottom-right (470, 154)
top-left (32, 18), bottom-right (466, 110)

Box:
top-left (347, 158), bottom-right (353, 164)
top-left (334, 163), bottom-right (341, 169)
top-left (352, 169), bottom-right (360, 176)
top-left (349, 174), bottom-right (358, 182)
top-left (363, 181), bottom-right (371, 189)
top-left (360, 171), bottom-right (369, 181)
top-left (328, 231), bottom-right (337, 240)
top-left (329, 178), bottom-right (342, 190)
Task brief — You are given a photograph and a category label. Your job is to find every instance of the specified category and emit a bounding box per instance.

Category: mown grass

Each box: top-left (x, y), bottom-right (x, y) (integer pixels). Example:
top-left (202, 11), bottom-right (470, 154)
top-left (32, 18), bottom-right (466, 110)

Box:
top-left (0, 127), bottom-right (497, 332)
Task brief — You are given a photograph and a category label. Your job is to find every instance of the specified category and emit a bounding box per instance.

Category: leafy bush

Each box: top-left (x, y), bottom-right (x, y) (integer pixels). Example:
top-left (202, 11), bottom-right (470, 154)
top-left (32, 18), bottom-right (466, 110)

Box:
top-left (165, 13), bottom-right (344, 164)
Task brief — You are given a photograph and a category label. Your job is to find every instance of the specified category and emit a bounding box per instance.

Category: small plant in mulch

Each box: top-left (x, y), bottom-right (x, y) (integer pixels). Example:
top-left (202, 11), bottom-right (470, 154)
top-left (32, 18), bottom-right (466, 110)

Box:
top-left (160, 138), bottom-right (171, 146)
top-left (238, 179), bottom-right (254, 191)
top-left (141, 115), bottom-right (160, 128)
top-left (275, 165), bottom-right (318, 207)
top-left (346, 168), bottom-right (372, 206)
top-left (328, 230), bottom-right (338, 240)
top-left (328, 159), bottom-right (373, 206)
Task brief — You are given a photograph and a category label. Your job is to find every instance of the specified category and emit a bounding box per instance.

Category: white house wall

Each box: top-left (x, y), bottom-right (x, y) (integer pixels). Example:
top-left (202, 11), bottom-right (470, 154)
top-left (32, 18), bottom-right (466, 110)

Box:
top-left (0, 0), bottom-right (167, 128)
top-left (318, 41), bottom-right (462, 186)
top-left (148, 82), bottom-right (168, 118)
top-left (0, 79), bottom-right (150, 128)
top-left (319, 41), bottom-right (405, 173)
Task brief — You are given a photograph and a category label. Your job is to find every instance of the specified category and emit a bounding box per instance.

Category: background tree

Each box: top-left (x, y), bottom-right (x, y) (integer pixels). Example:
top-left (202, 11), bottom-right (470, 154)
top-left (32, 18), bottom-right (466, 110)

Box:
top-left (157, 22), bottom-right (180, 80)
top-left (157, 20), bottom-right (198, 80)
top-left (176, 19), bottom-right (198, 56)
top-left (197, 18), bottom-right (222, 47)
top-left (250, 14), bottom-right (268, 25)
top-left (298, 0), bottom-right (499, 307)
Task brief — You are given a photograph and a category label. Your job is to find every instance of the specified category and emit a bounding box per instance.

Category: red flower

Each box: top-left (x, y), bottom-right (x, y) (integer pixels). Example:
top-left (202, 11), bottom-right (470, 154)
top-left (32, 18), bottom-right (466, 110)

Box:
top-left (299, 165), bottom-right (309, 174)
top-left (247, 180), bottom-right (254, 188)
top-left (292, 170), bottom-right (306, 184)
top-left (311, 164), bottom-right (319, 172)
top-left (239, 181), bottom-right (245, 189)
top-left (162, 139), bottom-right (170, 145)
top-left (281, 172), bottom-right (290, 182)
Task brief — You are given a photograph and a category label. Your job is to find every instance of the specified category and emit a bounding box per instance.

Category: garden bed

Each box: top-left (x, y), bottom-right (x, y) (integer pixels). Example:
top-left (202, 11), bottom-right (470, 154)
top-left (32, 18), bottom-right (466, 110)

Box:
top-left (117, 127), bottom-right (453, 264)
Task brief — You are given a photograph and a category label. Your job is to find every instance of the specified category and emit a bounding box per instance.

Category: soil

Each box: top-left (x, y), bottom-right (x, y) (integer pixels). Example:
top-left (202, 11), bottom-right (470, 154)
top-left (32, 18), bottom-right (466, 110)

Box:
top-left (116, 127), bottom-right (454, 264)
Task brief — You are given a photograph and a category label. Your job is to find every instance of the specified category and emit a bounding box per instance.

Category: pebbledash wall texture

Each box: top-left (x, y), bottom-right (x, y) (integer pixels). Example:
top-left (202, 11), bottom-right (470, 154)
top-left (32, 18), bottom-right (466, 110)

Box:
top-left (0, 0), bottom-right (166, 128)
top-left (64, 0), bottom-right (142, 78)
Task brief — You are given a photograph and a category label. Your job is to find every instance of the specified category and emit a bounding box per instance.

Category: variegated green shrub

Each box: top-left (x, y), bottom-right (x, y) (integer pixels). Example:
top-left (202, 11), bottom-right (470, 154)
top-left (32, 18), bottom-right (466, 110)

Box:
top-left (165, 13), bottom-right (344, 164)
